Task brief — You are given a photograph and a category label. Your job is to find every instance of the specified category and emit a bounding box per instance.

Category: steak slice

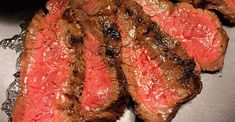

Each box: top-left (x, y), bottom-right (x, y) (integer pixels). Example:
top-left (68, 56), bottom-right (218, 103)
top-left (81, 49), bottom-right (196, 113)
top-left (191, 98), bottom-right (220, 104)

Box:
top-left (61, 3), bottom-right (128, 121)
top-left (116, 1), bottom-right (202, 121)
top-left (12, 0), bottom-right (84, 121)
top-left (135, 0), bottom-right (229, 71)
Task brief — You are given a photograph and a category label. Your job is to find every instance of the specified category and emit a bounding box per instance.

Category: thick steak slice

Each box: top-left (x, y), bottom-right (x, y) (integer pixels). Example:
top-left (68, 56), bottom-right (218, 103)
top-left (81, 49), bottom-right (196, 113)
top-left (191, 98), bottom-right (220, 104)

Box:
top-left (63, 5), bottom-right (128, 121)
top-left (13, 0), bottom-right (84, 121)
top-left (136, 0), bottom-right (229, 71)
top-left (115, 1), bottom-right (202, 121)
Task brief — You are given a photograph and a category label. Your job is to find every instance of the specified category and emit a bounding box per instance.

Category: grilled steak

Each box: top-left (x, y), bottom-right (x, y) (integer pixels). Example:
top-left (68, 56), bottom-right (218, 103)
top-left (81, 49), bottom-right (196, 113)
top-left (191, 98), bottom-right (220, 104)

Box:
top-left (76, 0), bottom-right (202, 121)
top-left (135, 0), bottom-right (229, 71)
top-left (176, 0), bottom-right (235, 23)
top-left (117, 1), bottom-right (202, 121)
top-left (13, 0), bottom-right (127, 121)
top-left (63, 6), bottom-right (128, 121)
top-left (12, 0), bottom-right (81, 121)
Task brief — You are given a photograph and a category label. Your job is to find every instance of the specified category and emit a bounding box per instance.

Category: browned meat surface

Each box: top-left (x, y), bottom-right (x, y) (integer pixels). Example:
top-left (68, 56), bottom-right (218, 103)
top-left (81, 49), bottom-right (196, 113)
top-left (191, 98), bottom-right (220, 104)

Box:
top-left (13, 0), bottom-right (128, 121)
top-left (206, 0), bottom-right (235, 23)
top-left (135, 0), bottom-right (229, 71)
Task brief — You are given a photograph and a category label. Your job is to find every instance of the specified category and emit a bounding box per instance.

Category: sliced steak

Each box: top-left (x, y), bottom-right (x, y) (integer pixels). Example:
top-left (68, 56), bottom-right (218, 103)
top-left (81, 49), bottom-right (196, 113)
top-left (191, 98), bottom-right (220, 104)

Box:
top-left (76, 0), bottom-right (202, 121)
top-left (12, 0), bottom-right (84, 121)
top-left (63, 7), bottom-right (128, 121)
top-left (74, 0), bottom-right (202, 121)
top-left (136, 0), bottom-right (229, 71)
top-left (116, 1), bottom-right (202, 121)
top-left (13, 0), bottom-right (127, 121)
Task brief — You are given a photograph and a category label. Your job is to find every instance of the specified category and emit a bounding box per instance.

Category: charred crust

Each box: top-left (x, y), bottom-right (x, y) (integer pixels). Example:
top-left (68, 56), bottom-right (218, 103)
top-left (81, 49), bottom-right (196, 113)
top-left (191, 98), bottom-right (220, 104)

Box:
top-left (115, 0), bottom-right (122, 7)
top-left (125, 8), bottom-right (134, 16)
top-left (135, 16), bottom-right (143, 23)
top-left (105, 47), bottom-right (119, 59)
top-left (103, 23), bottom-right (121, 40)
top-left (142, 26), bottom-right (151, 35)
top-left (182, 60), bottom-right (196, 81)
top-left (69, 36), bottom-right (84, 45)
top-left (174, 56), bottom-right (185, 65)
top-left (151, 23), bottom-right (160, 33)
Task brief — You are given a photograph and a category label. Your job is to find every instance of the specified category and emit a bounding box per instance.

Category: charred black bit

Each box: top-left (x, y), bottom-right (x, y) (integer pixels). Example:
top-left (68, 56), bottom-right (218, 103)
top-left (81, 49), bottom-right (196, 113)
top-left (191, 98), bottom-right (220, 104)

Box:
top-left (155, 34), bottom-right (164, 45)
top-left (69, 36), bottom-right (84, 45)
top-left (183, 60), bottom-right (196, 80)
top-left (135, 16), bottom-right (143, 23)
top-left (142, 26), bottom-right (151, 35)
top-left (174, 56), bottom-right (185, 65)
top-left (105, 47), bottom-right (118, 58)
top-left (115, 0), bottom-right (122, 7)
top-left (152, 23), bottom-right (160, 33)
top-left (125, 8), bottom-right (133, 16)
top-left (103, 24), bottom-right (121, 40)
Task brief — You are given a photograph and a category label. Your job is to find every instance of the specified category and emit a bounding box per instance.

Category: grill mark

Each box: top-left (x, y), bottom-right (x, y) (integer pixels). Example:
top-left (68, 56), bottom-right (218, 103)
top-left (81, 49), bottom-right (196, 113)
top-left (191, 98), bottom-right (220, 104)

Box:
top-left (103, 24), bottom-right (121, 40)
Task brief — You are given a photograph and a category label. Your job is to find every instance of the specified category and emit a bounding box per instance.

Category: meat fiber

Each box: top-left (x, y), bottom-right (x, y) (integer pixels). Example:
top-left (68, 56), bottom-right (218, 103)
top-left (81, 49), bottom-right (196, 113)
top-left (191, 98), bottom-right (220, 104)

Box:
top-left (13, 0), bottom-right (128, 121)
top-left (176, 0), bottom-right (235, 23)
top-left (136, 0), bottom-right (229, 71)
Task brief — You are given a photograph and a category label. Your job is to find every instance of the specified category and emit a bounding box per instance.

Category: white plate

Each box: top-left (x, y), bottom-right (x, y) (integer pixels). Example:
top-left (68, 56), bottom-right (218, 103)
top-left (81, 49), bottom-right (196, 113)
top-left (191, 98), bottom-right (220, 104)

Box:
top-left (0, 12), bottom-right (235, 122)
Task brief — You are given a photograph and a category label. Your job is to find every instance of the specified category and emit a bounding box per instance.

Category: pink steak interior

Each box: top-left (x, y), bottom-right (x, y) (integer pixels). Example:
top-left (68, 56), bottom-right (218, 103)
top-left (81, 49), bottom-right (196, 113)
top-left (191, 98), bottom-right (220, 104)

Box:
top-left (137, 1), bottom-right (222, 69)
top-left (81, 31), bottom-right (114, 111)
top-left (17, 0), bottom-right (71, 121)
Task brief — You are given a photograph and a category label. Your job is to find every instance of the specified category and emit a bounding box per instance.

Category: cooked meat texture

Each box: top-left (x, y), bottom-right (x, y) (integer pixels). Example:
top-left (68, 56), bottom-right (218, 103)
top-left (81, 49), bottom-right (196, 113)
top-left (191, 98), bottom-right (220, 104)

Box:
top-left (135, 0), bottom-right (229, 71)
top-left (117, 1), bottom-right (202, 121)
top-left (12, 0), bottom-right (84, 121)
top-left (176, 0), bottom-right (235, 23)
top-left (63, 6), bottom-right (128, 121)
top-left (77, 0), bottom-right (202, 121)
top-left (13, 0), bottom-right (128, 121)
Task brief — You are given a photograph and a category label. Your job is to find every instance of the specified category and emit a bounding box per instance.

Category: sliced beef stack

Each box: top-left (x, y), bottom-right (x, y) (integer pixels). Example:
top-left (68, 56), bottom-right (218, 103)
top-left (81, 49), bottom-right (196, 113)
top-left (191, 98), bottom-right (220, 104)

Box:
top-left (13, 0), bottom-right (217, 121)
top-left (136, 0), bottom-right (229, 71)
top-left (177, 0), bottom-right (235, 23)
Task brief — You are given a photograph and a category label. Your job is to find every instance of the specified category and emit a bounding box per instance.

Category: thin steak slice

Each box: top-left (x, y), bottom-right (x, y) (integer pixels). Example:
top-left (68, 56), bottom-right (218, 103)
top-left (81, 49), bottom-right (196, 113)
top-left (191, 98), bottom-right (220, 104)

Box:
top-left (135, 0), bottom-right (229, 71)
top-left (13, 0), bottom-right (85, 121)
top-left (115, 0), bottom-right (201, 121)
top-left (63, 4), bottom-right (128, 121)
